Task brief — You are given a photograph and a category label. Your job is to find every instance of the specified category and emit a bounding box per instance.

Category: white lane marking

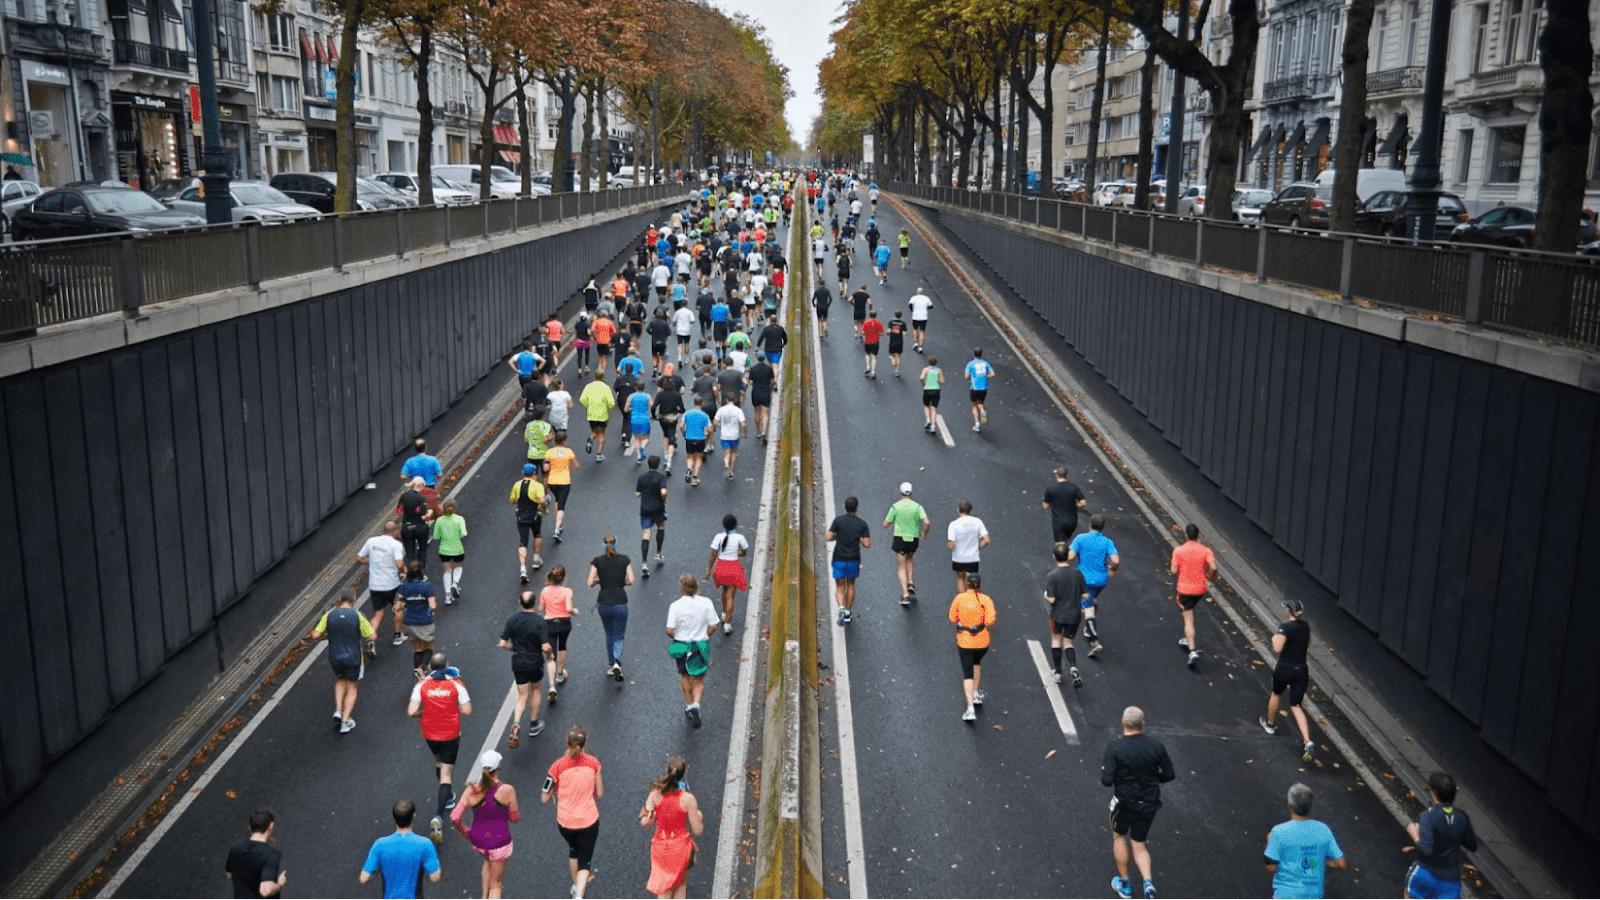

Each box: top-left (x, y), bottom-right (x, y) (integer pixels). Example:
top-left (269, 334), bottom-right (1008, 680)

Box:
top-left (97, 641), bottom-right (329, 898)
top-left (1025, 640), bottom-right (1080, 744)
top-left (471, 684), bottom-right (520, 776)
top-left (813, 282), bottom-right (869, 898)
top-left (445, 407), bottom-right (523, 503)
top-left (934, 413), bottom-right (954, 448)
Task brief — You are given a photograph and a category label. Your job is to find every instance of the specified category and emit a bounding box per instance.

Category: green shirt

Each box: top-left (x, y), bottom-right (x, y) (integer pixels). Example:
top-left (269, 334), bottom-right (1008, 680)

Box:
top-left (432, 514), bottom-right (467, 556)
top-left (525, 420), bottom-right (552, 460)
top-left (898, 232), bottom-right (911, 248)
top-left (728, 332), bottom-right (751, 351)
top-left (884, 498), bottom-right (927, 540)
top-left (922, 366), bottom-right (942, 390)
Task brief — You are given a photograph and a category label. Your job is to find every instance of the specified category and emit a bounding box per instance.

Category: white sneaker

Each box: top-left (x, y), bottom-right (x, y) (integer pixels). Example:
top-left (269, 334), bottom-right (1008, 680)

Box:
top-left (973, 690), bottom-right (986, 707)
top-left (532, 554), bottom-right (543, 570)
top-left (339, 718), bottom-right (356, 734)
top-left (961, 706), bottom-right (977, 722)
top-left (333, 707), bottom-right (344, 719)
top-left (971, 423), bottom-right (981, 432)
top-left (723, 622), bottom-right (733, 635)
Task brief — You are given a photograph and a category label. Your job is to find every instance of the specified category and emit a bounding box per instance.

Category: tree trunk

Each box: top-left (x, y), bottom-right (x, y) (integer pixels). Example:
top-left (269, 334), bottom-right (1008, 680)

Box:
top-left (958, 109), bottom-right (976, 189)
top-left (990, 69), bottom-right (1004, 191)
top-left (1135, 48), bottom-right (1157, 209)
top-left (1534, 0), bottom-right (1594, 251)
top-left (413, 26), bottom-right (435, 206)
top-left (477, 97), bottom-right (497, 201)
top-left (556, 73), bottom-right (575, 192)
top-left (1331, 0), bottom-right (1377, 231)
top-left (333, 0), bottom-right (365, 213)
top-left (516, 73), bottom-right (531, 196)
top-left (917, 103), bottom-right (932, 184)
top-left (597, 78), bottom-right (610, 189)
top-left (1085, 13), bottom-right (1111, 196)
top-left (1039, 54), bottom-right (1056, 183)
top-left (580, 81), bottom-right (594, 191)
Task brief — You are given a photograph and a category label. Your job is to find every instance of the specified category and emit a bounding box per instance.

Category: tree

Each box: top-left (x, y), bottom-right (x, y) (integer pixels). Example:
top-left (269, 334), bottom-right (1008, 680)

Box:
top-left (1084, 12), bottom-right (1111, 195)
top-left (1330, 0), bottom-right (1376, 232)
top-left (374, 0), bottom-right (455, 206)
top-left (1134, 46), bottom-right (1157, 209)
top-left (332, 0), bottom-right (367, 213)
top-left (1534, 0), bottom-right (1594, 251)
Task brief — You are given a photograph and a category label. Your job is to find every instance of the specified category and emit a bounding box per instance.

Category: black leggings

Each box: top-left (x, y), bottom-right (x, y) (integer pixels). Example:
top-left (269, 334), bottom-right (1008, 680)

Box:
top-left (559, 821), bottom-right (600, 870)
top-left (400, 521), bottom-right (430, 565)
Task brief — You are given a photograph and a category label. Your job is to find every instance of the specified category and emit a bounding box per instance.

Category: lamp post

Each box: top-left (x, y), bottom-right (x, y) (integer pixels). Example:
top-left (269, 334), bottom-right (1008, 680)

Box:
top-left (1405, 0), bottom-right (1453, 242)
top-left (191, 0), bottom-right (231, 224)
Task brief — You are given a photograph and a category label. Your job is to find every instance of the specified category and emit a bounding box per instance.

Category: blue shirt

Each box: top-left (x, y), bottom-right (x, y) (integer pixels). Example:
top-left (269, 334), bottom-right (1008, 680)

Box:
top-left (400, 454), bottom-right (441, 487)
top-left (619, 355), bottom-right (644, 378)
top-left (683, 408), bottom-right (712, 441)
top-left (1068, 531), bottom-right (1118, 586)
top-left (965, 358), bottom-right (993, 390)
top-left (627, 391), bottom-right (651, 423)
top-left (671, 283), bottom-right (687, 304)
top-left (874, 246), bottom-right (892, 267)
top-left (398, 580), bottom-right (435, 625)
top-left (362, 831), bottom-right (440, 899)
top-left (752, 194), bottom-right (764, 207)
top-left (515, 350), bottom-right (538, 376)
top-left (711, 303), bottom-right (730, 323)
top-left (656, 238), bottom-right (671, 259)
top-left (1265, 818), bottom-right (1343, 899)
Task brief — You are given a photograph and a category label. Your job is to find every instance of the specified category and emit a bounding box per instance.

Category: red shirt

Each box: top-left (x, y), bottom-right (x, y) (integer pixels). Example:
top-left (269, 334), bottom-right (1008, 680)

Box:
top-left (1171, 541), bottom-right (1215, 596)
top-left (414, 675), bottom-right (469, 741)
top-left (862, 319), bottom-right (885, 342)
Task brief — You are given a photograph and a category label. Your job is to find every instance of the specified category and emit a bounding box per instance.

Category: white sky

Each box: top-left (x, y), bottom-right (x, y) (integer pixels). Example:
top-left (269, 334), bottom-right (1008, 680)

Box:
top-left (707, 0), bottom-right (843, 144)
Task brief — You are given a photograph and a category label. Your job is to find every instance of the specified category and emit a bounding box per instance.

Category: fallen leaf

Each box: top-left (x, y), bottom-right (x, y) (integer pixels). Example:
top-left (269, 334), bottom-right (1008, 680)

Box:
top-left (1045, 749), bottom-right (1057, 759)
top-left (225, 790), bottom-right (238, 800)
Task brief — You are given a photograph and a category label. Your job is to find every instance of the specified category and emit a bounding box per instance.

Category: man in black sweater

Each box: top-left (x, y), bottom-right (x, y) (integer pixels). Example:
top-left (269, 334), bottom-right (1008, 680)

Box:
top-left (1102, 706), bottom-right (1175, 900)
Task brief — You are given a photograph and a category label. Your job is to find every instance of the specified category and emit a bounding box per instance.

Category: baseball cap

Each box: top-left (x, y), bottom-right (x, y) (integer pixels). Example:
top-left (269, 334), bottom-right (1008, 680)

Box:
top-left (899, 482), bottom-right (913, 495)
top-left (1281, 598), bottom-right (1305, 615)
top-left (523, 463), bottom-right (536, 475)
top-left (478, 750), bottom-right (503, 771)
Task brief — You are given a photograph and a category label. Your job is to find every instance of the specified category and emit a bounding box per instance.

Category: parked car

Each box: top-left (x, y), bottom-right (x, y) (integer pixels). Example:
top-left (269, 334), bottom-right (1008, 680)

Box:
top-left (0, 180), bottom-right (43, 233)
top-left (1313, 167), bottom-right (1408, 204)
top-left (1176, 184), bottom-right (1207, 217)
top-left (433, 164), bottom-right (526, 200)
top-left (1446, 205), bottom-right (1599, 249)
top-left (1352, 190), bottom-right (1469, 237)
top-left (10, 186), bottom-right (206, 240)
top-left (268, 172), bottom-right (388, 213)
top-left (1233, 188), bottom-right (1274, 224)
top-left (149, 176), bottom-right (201, 203)
top-left (1092, 181), bottom-right (1128, 207)
top-left (166, 181), bottom-right (321, 223)
top-left (372, 172), bottom-right (475, 204)
top-left (1109, 183), bottom-right (1140, 209)
top-left (1259, 182), bottom-right (1333, 229)
top-left (1054, 178), bottom-right (1084, 201)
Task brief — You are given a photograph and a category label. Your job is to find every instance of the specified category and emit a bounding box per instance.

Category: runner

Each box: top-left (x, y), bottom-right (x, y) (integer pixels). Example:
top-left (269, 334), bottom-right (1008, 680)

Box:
top-left (705, 513), bottom-right (749, 636)
top-left (758, 313), bottom-right (788, 366)
top-left (547, 378), bottom-right (572, 434)
top-left (544, 316), bottom-right (564, 370)
top-left (1023, 522), bottom-right (1082, 684)
top-left (864, 219), bottom-right (881, 256)
top-left (652, 370), bottom-right (685, 475)
top-left (812, 233), bottom-right (829, 279)
top-left (509, 464), bottom-right (547, 583)
top-left (825, 496), bottom-right (872, 625)
top-left (1405, 773), bottom-right (1478, 900)
top-left (508, 341), bottom-right (542, 389)
top-left (225, 809), bottom-right (286, 899)
top-left (709, 294), bottom-right (731, 355)
top-left (543, 726), bottom-right (604, 900)
top-left (1069, 515), bottom-right (1120, 658)
top-left (310, 592), bottom-right (372, 734)
top-left (572, 314), bottom-right (593, 375)
top-left (918, 355), bottom-right (945, 434)
top-left (672, 301), bottom-right (697, 365)
top-left (1103, 706), bottom-right (1175, 900)
top-left (872, 241), bottom-right (891, 285)
top-left (1042, 467), bottom-right (1088, 545)
top-left (1260, 598), bottom-right (1317, 763)
top-left (713, 394), bottom-right (747, 480)
top-left (582, 273), bottom-right (601, 312)
top-left (897, 227), bottom-right (912, 268)
top-left (747, 354), bottom-right (775, 440)
top-left (666, 574), bottom-right (720, 728)
top-left (861, 310), bottom-right (884, 377)
top-left (357, 521), bottom-right (406, 654)
top-left (397, 561), bottom-right (438, 680)
top-left (449, 751), bottom-right (519, 900)
top-left (908, 286), bottom-right (933, 352)
top-left (545, 431), bottom-right (578, 542)
top-left (848, 284), bottom-right (871, 339)
top-left (408, 652), bottom-right (472, 844)
top-left (883, 482), bottom-right (931, 606)
top-left (498, 590), bottom-right (548, 748)
top-left (540, 567), bottom-right (576, 705)
top-left (948, 573), bottom-right (997, 722)
top-left (397, 477), bottom-right (433, 567)
top-left (682, 396), bottom-right (712, 486)
top-left (640, 757), bottom-right (704, 900)
top-left (578, 372), bottom-right (616, 463)
top-left (836, 246), bottom-right (852, 297)
top-left (1263, 784), bottom-right (1346, 899)
top-left (359, 799), bottom-right (442, 899)
top-left (524, 405), bottom-right (552, 476)
top-left (588, 534), bottom-right (636, 682)
top-left (1170, 524), bottom-right (1218, 669)
top-left (617, 345), bottom-right (646, 381)
top-left (400, 438), bottom-right (442, 488)
top-left (965, 348), bottom-right (994, 432)
top-left (812, 282), bottom-right (833, 339)
top-left (945, 500), bottom-right (991, 594)
top-left (886, 311), bottom-right (907, 377)
top-left (647, 307), bottom-right (672, 377)
top-left (625, 380), bottom-right (654, 465)
top-left (636, 455), bottom-right (670, 575)
top-left (591, 312), bottom-right (617, 377)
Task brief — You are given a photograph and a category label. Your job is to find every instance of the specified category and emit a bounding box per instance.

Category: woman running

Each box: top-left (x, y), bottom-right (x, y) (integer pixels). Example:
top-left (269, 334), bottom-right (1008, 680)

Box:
top-left (640, 757), bottom-right (704, 899)
top-left (587, 534), bottom-right (636, 682)
top-left (543, 726), bottom-right (603, 899)
top-left (431, 498), bottom-right (467, 605)
top-left (547, 377), bottom-right (572, 433)
top-left (573, 313), bottom-right (593, 374)
top-left (450, 750), bottom-right (520, 899)
top-left (541, 567), bottom-right (576, 705)
top-left (705, 514), bottom-right (749, 636)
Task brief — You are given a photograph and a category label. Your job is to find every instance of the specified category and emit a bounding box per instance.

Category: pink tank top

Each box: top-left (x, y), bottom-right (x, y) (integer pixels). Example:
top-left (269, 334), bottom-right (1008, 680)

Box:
top-left (653, 790), bottom-right (689, 839)
top-left (467, 785), bottom-right (513, 850)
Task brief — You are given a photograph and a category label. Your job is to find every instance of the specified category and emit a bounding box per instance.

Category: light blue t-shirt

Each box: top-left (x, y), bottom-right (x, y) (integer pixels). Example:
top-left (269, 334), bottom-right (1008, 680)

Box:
top-left (399, 454), bottom-right (441, 487)
top-left (965, 358), bottom-right (994, 390)
top-left (627, 390), bottom-right (651, 424)
top-left (874, 245), bottom-right (891, 268)
top-left (683, 408), bottom-right (712, 441)
top-left (619, 355), bottom-right (644, 378)
top-left (1265, 818), bottom-right (1343, 899)
top-left (1068, 530), bottom-right (1118, 586)
top-left (711, 303), bottom-right (730, 324)
top-left (362, 831), bottom-right (440, 900)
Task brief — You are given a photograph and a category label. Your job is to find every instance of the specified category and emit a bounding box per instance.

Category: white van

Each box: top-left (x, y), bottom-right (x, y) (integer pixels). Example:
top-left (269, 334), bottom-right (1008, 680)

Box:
top-left (433, 164), bottom-right (525, 200)
top-left (1313, 168), bottom-right (1407, 203)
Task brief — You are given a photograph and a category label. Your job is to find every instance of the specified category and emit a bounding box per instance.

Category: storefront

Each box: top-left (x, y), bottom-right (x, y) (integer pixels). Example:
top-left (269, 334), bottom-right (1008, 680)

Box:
top-left (305, 102), bottom-right (336, 171)
top-left (21, 60), bottom-right (82, 186)
top-left (112, 90), bottom-right (189, 189)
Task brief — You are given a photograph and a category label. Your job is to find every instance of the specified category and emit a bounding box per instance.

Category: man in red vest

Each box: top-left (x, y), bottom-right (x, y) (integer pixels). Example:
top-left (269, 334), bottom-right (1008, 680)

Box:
top-left (408, 652), bottom-right (473, 844)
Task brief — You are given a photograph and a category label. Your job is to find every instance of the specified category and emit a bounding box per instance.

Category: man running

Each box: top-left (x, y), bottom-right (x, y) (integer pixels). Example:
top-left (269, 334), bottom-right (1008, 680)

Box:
top-left (510, 464), bottom-right (548, 583)
top-left (907, 286), bottom-right (932, 352)
top-left (508, 341), bottom-right (542, 389)
top-left (408, 652), bottom-right (472, 844)
top-left (965, 348), bottom-right (994, 432)
top-left (1044, 543), bottom-right (1088, 687)
top-left (1069, 515), bottom-right (1120, 658)
top-left (578, 372), bottom-right (616, 463)
top-left (713, 394), bottom-right (747, 480)
top-left (682, 396), bottom-right (712, 486)
top-left (1260, 598), bottom-right (1317, 763)
top-left (357, 521), bottom-right (406, 654)
top-left (672, 301), bottom-right (697, 366)
top-left (758, 314), bottom-right (788, 366)
top-left (885, 310), bottom-right (908, 377)
top-left (883, 482), bottom-right (931, 606)
top-left (636, 455), bottom-right (669, 576)
top-left (918, 356), bottom-right (945, 434)
top-left (1405, 773), bottom-right (1478, 900)
top-left (400, 438), bottom-right (441, 488)
top-left (945, 500), bottom-right (990, 594)
top-left (226, 810), bottom-right (286, 898)
top-left (360, 798), bottom-right (442, 897)
top-left (667, 574), bottom-right (720, 729)
top-left (1170, 523), bottom-right (1217, 669)
top-left (1103, 706), bottom-right (1175, 900)
top-left (849, 284), bottom-right (872, 340)
top-left (948, 573), bottom-right (997, 722)
top-left (646, 308), bottom-right (672, 377)
top-left (1264, 784), bottom-right (1347, 898)
top-left (591, 312), bottom-right (616, 377)
top-left (499, 590), bottom-right (549, 747)
top-left (812, 283), bottom-right (833, 339)
top-left (625, 380), bottom-right (653, 465)
top-left (651, 372), bottom-right (685, 475)
top-left (873, 241), bottom-right (892, 285)
top-left (310, 592), bottom-right (372, 734)
top-left (545, 431), bottom-right (577, 542)
top-left (1043, 467), bottom-right (1088, 545)
top-left (861, 310), bottom-right (884, 378)
top-left (826, 495), bottom-right (872, 626)
top-left (746, 353), bottom-right (775, 440)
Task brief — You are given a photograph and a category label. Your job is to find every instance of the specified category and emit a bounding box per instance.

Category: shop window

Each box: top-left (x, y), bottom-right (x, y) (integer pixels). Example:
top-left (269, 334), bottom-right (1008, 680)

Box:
top-left (1457, 129), bottom-right (1475, 183)
top-left (1486, 125), bottom-right (1524, 183)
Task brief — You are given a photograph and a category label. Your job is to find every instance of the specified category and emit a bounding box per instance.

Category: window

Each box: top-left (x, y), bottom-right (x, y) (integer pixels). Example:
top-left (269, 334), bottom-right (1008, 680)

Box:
top-left (1503, 0), bottom-right (1542, 64)
top-left (1487, 125), bottom-right (1524, 182)
top-left (1457, 129), bottom-right (1475, 182)
top-left (1471, 4), bottom-right (1490, 71)
top-left (1307, 14), bottom-right (1320, 73)
top-left (1373, 11), bottom-right (1388, 69)
top-left (257, 72), bottom-right (271, 109)
top-left (273, 75), bottom-right (301, 114)
top-left (264, 12), bottom-right (293, 53)
top-left (303, 55), bottom-right (320, 96)
top-left (1405, 2), bottom-right (1421, 66)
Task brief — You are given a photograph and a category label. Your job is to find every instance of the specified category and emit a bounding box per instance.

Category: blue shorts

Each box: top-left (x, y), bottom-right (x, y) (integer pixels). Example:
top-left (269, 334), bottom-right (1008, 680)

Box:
top-left (766, 351), bottom-right (783, 365)
top-left (640, 514), bottom-right (667, 529)
top-left (832, 560), bottom-right (861, 581)
top-left (1083, 583), bottom-right (1106, 608)
top-left (630, 420), bottom-right (650, 435)
top-left (1405, 865), bottom-right (1461, 899)
top-left (721, 438), bottom-right (740, 450)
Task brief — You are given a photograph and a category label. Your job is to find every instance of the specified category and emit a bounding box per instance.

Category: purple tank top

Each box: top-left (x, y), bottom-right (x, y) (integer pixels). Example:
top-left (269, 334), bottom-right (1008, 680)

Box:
top-left (468, 786), bottom-right (513, 850)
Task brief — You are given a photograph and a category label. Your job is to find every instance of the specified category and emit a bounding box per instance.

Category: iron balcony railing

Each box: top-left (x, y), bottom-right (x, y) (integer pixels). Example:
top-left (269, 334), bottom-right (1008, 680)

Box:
top-left (112, 39), bottom-right (189, 73)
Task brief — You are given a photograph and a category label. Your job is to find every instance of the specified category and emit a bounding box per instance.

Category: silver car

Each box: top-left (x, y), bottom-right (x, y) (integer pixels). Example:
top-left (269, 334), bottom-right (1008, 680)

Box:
top-left (167, 181), bottom-right (322, 223)
top-left (372, 172), bottom-right (476, 205)
top-left (1233, 188), bottom-right (1274, 224)
top-left (0, 179), bottom-right (43, 233)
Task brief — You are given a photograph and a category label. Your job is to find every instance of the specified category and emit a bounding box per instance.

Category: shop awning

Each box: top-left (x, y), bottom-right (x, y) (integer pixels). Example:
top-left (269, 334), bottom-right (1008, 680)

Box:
top-left (300, 28), bottom-right (314, 62)
top-left (1306, 118), bottom-right (1331, 158)
top-left (1377, 113), bottom-right (1408, 157)
top-left (313, 33), bottom-right (326, 66)
top-left (499, 149), bottom-right (522, 165)
top-left (493, 125), bottom-right (518, 146)
top-left (1273, 123), bottom-right (1287, 155)
top-left (325, 35), bottom-right (339, 66)
top-left (1246, 126), bottom-right (1275, 163)
top-left (1286, 121), bottom-right (1306, 153)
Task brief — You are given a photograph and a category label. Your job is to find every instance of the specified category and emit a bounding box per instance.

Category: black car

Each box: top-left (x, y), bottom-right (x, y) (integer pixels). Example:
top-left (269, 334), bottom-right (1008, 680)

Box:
top-left (1447, 205), bottom-right (1599, 249)
top-left (269, 172), bottom-right (396, 213)
top-left (10, 186), bottom-right (205, 241)
top-left (1259, 182), bottom-right (1332, 229)
top-left (1353, 190), bottom-right (1470, 237)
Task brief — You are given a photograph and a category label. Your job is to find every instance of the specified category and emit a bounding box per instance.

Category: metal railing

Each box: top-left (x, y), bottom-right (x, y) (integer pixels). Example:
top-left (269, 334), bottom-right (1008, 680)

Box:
top-left (0, 183), bottom-right (682, 338)
top-left (112, 38), bottom-right (189, 73)
top-left (890, 181), bottom-right (1600, 350)
top-left (1367, 66), bottom-right (1425, 94)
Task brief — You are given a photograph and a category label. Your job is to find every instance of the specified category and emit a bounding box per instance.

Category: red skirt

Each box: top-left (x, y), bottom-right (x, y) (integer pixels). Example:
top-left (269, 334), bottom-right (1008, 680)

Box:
top-left (713, 558), bottom-right (748, 592)
top-left (647, 832), bottom-right (696, 895)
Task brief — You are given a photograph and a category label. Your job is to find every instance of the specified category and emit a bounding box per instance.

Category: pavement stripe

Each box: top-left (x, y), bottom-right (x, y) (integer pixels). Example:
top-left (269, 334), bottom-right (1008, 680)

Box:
top-left (934, 413), bottom-right (954, 447)
top-left (470, 685), bottom-right (521, 782)
top-left (1025, 640), bottom-right (1080, 744)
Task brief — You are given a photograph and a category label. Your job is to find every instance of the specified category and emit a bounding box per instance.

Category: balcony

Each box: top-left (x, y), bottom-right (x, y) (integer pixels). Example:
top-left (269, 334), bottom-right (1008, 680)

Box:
top-left (1367, 66), bottom-right (1424, 95)
top-left (1458, 62), bottom-right (1542, 115)
top-left (1261, 73), bottom-right (1328, 103)
top-left (113, 39), bottom-right (189, 74)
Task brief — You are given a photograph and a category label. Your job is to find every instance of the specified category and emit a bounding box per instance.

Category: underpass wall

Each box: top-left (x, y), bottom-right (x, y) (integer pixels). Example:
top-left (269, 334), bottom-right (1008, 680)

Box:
top-left (925, 204), bottom-right (1600, 837)
top-left (0, 208), bottom-right (660, 812)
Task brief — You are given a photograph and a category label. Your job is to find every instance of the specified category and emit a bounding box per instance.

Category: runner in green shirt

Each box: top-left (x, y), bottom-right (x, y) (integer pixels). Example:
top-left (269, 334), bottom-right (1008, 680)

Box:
top-left (882, 482), bottom-right (931, 606)
top-left (431, 499), bottom-right (468, 605)
top-left (525, 411), bottom-right (552, 469)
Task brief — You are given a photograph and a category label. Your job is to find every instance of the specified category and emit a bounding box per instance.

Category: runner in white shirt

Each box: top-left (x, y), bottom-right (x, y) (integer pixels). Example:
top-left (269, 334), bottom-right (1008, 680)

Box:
top-left (546, 380), bottom-right (573, 431)
top-left (357, 521), bottom-right (407, 653)
top-left (713, 399), bottom-right (747, 480)
top-left (945, 500), bottom-right (991, 594)
top-left (907, 287), bottom-right (934, 353)
top-left (675, 249), bottom-right (694, 280)
top-left (672, 304), bottom-right (697, 364)
top-left (812, 236), bottom-right (830, 278)
top-left (666, 574), bottom-right (721, 728)
top-left (652, 262), bottom-right (673, 303)
top-left (705, 513), bottom-right (750, 634)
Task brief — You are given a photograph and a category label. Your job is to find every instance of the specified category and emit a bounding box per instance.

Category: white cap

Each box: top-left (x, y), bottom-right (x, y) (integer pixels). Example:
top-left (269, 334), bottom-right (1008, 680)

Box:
top-left (478, 750), bottom-right (503, 771)
top-left (899, 482), bottom-right (913, 495)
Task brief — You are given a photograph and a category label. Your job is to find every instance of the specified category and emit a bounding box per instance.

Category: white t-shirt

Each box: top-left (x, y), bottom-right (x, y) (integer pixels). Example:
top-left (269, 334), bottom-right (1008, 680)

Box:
top-left (749, 273), bottom-right (768, 295)
top-left (675, 251), bottom-right (694, 277)
top-left (360, 535), bottom-right (406, 591)
top-left (673, 306), bottom-right (697, 336)
top-left (850, 199), bottom-right (863, 215)
top-left (946, 515), bottom-right (989, 564)
top-left (652, 264), bottom-right (672, 287)
top-left (547, 390), bottom-right (572, 426)
top-left (728, 348), bottom-right (749, 371)
top-left (715, 404), bottom-right (746, 440)
top-left (812, 238), bottom-right (829, 260)
top-left (908, 294), bottom-right (934, 322)
top-left (746, 250), bottom-right (765, 272)
top-left (666, 594), bottom-right (720, 641)
top-left (710, 530), bottom-right (749, 560)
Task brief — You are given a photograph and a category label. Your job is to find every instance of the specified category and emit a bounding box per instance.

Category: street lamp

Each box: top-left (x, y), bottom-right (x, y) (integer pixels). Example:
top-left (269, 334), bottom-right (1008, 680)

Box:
top-left (191, 0), bottom-right (231, 224)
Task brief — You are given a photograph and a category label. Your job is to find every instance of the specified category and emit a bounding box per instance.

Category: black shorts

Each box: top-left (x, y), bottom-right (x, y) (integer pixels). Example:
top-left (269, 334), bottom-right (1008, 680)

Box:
top-left (330, 654), bottom-right (363, 682)
top-left (751, 390), bottom-right (771, 408)
top-left (1272, 667), bottom-right (1309, 706)
top-left (923, 390), bottom-right (941, 408)
top-left (685, 438), bottom-right (707, 455)
top-left (659, 420), bottom-right (679, 443)
top-left (596, 343), bottom-right (611, 357)
top-left (1051, 522), bottom-right (1078, 545)
top-left (371, 588), bottom-right (398, 613)
top-left (652, 342), bottom-right (668, 357)
top-left (853, 309), bottom-right (867, 321)
top-left (912, 318), bottom-right (927, 333)
top-left (545, 623), bottom-right (570, 652)
top-left (517, 520), bottom-right (543, 545)
top-left (891, 535), bottom-right (920, 555)
top-left (588, 420), bottom-right (608, 434)
top-left (1049, 617), bottom-right (1080, 637)
top-left (559, 821), bottom-right (600, 870)
top-left (513, 664), bottom-right (544, 685)
top-left (957, 646), bottom-right (988, 679)
top-left (1177, 592), bottom-right (1204, 611)
top-left (677, 333), bottom-right (693, 345)
top-left (1112, 804), bottom-right (1157, 842)
top-left (899, 246), bottom-right (909, 258)
top-left (549, 483), bottom-right (571, 510)
top-left (713, 323), bottom-right (729, 340)
top-left (816, 308), bottom-right (830, 320)
top-left (952, 560), bottom-right (979, 573)
top-left (439, 553), bottom-right (465, 563)
top-left (655, 285), bottom-right (668, 298)
top-left (426, 737), bottom-right (460, 766)
top-left (888, 338), bottom-right (904, 354)
top-left (970, 389), bottom-right (987, 403)
top-left (865, 341), bottom-right (880, 355)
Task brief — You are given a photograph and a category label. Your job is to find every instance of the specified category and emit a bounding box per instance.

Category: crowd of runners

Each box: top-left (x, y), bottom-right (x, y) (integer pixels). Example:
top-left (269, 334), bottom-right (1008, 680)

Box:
top-left (219, 169), bottom-right (1480, 900)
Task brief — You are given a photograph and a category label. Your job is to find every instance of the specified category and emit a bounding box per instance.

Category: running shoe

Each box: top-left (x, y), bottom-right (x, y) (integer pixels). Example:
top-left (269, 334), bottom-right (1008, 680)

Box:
top-left (555, 669), bottom-right (568, 685)
top-left (1071, 667), bottom-right (1084, 688)
top-left (723, 622), bottom-right (733, 635)
top-left (1303, 741), bottom-right (1315, 763)
top-left (1088, 640), bottom-right (1103, 658)
top-left (429, 816), bottom-right (444, 845)
top-left (842, 609), bottom-right (853, 623)
top-left (548, 687), bottom-right (558, 704)
top-left (1111, 876), bottom-right (1132, 899)
top-left (520, 568), bottom-right (529, 584)
top-left (392, 632), bottom-right (405, 646)
top-left (532, 554), bottom-right (543, 570)
top-left (642, 566), bottom-right (651, 579)
top-left (585, 437), bottom-right (594, 454)
top-left (444, 792), bottom-right (457, 811)
top-left (973, 690), bottom-right (986, 707)
top-left (1052, 669), bottom-right (1063, 684)
top-left (971, 423), bottom-right (981, 432)
top-left (907, 582), bottom-right (917, 599)
top-left (1187, 651), bottom-right (1201, 669)
top-left (364, 638), bottom-right (376, 660)
top-left (899, 595), bottom-right (910, 607)
top-left (837, 608), bottom-right (848, 627)
top-left (1258, 716), bottom-right (1278, 735)
top-left (980, 410), bottom-right (987, 425)
top-left (961, 706), bottom-right (976, 722)
top-left (334, 707), bottom-right (344, 719)
top-left (1143, 879), bottom-right (1158, 899)
top-left (636, 450), bottom-right (644, 464)
top-left (595, 453), bottom-right (604, 462)
top-left (528, 719), bottom-right (546, 737)
top-left (686, 471), bottom-right (693, 483)
top-left (725, 470), bottom-right (734, 480)
top-left (656, 553), bottom-right (665, 564)
top-left (339, 718), bottom-right (356, 734)
top-left (688, 706), bottom-right (702, 728)
top-left (553, 528), bottom-right (563, 543)
top-left (1178, 637), bottom-right (1189, 649)
top-left (507, 723), bottom-right (519, 749)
